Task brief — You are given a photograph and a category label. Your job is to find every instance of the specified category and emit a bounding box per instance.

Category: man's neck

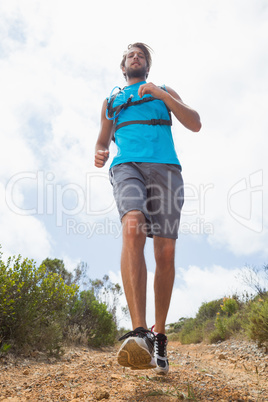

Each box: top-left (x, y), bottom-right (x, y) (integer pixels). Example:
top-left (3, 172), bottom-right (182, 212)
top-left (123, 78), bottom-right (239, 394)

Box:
top-left (126, 77), bottom-right (146, 86)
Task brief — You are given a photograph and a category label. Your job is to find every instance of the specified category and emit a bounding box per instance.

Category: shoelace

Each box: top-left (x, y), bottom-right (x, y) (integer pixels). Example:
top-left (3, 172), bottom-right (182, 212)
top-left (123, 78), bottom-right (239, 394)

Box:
top-left (119, 327), bottom-right (155, 342)
top-left (155, 334), bottom-right (167, 358)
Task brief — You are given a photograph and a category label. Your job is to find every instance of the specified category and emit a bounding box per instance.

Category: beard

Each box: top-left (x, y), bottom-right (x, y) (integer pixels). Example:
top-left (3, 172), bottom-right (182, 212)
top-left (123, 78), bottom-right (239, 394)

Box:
top-left (125, 64), bottom-right (148, 80)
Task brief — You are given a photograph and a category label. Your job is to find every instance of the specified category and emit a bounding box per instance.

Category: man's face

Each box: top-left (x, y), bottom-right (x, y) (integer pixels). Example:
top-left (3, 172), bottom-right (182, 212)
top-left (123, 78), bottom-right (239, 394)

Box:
top-left (123, 46), bottom-right (149, 80)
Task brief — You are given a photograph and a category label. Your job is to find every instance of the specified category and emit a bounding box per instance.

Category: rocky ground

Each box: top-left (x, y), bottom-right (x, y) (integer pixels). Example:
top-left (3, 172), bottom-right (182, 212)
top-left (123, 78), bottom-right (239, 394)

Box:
top-left (0, 338), bottom-right (267, 401)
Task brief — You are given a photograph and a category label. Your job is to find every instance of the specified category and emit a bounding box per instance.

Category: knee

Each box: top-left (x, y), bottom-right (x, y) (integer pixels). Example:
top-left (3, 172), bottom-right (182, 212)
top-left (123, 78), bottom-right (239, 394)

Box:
top-left (155, 240), bottom-right (176, 267)
top-left (122, 211), bottom-right (146, 246)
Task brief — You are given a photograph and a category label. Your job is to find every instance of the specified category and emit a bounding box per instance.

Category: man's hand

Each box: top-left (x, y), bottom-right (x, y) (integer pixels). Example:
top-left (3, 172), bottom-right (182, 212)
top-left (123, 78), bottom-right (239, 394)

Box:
top-left (139, 83), bottom-right (201, 132)
top-left (95, 150), bottom-right (109, 168)
top-left (138, 82), bottom-right (166, 100)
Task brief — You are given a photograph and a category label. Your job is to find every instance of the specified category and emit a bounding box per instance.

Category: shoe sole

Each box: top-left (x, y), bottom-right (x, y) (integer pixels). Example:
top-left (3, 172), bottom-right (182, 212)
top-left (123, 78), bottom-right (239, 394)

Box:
top-left (153, 357), bottom-right (169, 375)
top-left (117, 338), bottom-right (156, 369)
top-left (153, 366), bottom-right (169, 375)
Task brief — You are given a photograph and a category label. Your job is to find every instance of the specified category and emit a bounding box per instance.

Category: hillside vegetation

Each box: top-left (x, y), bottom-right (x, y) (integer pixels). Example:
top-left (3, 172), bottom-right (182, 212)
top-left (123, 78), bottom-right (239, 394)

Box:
top-left (167, 265), bottom-right (268, 352)
top-left (0, 249), bottom-right (121, 355)
top-left (0, 246), bottom-right (267, 357)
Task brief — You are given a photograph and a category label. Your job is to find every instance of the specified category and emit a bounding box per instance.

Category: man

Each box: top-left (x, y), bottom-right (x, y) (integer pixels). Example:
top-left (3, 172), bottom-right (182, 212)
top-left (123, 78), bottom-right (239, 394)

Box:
top-left (95, 43), bottom-right (201, 375)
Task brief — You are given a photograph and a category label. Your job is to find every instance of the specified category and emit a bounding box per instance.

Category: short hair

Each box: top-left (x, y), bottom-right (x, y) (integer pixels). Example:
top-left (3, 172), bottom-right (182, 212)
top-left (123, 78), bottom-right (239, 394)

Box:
top-left (120, 42), bottom-right (153, 79)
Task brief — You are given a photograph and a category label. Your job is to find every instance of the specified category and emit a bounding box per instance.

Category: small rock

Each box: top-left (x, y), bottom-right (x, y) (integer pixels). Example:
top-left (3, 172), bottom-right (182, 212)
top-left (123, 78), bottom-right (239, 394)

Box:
top-left (111, 374), bottom-right (121, 380)
top-left (94, 390), bottom-right (110, 400)
top-left (218, 353), bottom-right (227, 360)
top-left (23, 369), bottom-right (30, 375)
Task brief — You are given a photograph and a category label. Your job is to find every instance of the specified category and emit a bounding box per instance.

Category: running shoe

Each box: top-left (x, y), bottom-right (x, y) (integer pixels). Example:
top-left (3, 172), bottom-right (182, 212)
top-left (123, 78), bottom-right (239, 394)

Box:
top-left (117, 327), bottom-right (156, 370)
top-left (153, 332), bottom-right (169, 375)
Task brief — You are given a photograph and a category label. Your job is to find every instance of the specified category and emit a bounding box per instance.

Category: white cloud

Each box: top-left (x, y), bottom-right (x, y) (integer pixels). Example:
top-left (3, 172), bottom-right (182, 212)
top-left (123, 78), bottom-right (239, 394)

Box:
top-left (0, 182), bottom-right (52, 260)
top-left (62, 254), bottom-right (81, 274)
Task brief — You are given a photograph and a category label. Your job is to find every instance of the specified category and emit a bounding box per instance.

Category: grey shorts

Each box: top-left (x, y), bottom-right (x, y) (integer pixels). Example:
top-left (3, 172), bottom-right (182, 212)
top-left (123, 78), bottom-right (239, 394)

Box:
top-left (109, 162), bottom-right (184, 239)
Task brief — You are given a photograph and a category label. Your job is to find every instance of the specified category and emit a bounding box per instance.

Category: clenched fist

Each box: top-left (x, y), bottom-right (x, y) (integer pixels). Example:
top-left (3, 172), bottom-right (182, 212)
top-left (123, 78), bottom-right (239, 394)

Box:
top-left (95, 150), bottom-right (109, 168)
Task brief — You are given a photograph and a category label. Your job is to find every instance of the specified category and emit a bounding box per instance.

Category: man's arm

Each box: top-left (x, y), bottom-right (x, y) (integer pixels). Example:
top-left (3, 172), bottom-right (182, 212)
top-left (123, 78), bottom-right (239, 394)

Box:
top-left (95, 99), bottom-right (114, 168)
top-left (138, 83), bottom-right (201, 132)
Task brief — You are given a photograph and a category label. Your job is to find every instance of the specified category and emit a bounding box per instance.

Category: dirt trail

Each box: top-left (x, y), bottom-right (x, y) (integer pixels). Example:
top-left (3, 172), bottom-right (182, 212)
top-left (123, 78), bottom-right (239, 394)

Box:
top-left (0, 339), bottom-right (267, 401)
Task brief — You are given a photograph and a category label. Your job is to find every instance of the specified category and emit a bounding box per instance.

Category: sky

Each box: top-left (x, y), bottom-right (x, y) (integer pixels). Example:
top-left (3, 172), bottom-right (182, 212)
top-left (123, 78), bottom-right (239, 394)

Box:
top-left (1, 0), bottom-right (268, 328)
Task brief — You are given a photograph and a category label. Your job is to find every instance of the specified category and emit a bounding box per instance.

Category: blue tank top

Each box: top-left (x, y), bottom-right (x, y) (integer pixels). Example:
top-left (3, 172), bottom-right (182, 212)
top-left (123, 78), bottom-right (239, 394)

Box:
top-left (110, 81), bottom-right (181, 168)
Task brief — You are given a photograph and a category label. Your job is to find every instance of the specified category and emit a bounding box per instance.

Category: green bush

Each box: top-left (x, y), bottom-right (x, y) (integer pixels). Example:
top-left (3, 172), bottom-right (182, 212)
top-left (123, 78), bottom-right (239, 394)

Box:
top-left (67, 290), bottom-right (117, 347)
top-left (208, 298), bottom-right (243, 344)
top-left (178, 318), bottom-right (203, 344)
top-left (195, 299), bottom-right (223, 323)
top-left (0, 249), bottom-right (122, 353)
top-left (166, 332), bottom-right (181, 341)
top-left (171, 273), bottom-right (267, 349)
top-left (225, 312), bottom-right (243, 334)
top-left (167, 318), bottom-right (187, 334)
top-left (0, 253), bottom-right (78, 354)
top-left (214, 315), bottom-right (228, 340)
top-left (42, 257), bottom-right (74, 286)
top-left (208, 329), bottom-right (225, 344)
top-left (175, 297), bottom-right (245, 345)
top-left (177, 300), bottom-right (231, 345)
top-left (245, 296), bottom-right (268, 351)
top-left (220, 297), bottom-right (239, 316)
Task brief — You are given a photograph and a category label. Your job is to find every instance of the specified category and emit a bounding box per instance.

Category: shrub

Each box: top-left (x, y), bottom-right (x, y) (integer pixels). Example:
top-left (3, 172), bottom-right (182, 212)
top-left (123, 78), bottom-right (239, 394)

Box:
top-left (245, 296), bottom-right (268, 351)
top-left (178, 318), bottom-right (203, 344)
top-left (166, 332), bottom-right (181, 341)
top-left (215, 314), bottom-right (228, 340)
top-left (195, 299), bottom-right (223, 323)
top-left (209, 329), bottom-right (225, 344)
top-left (208, 298), bottom-right (243, 344)
top-left (220, 297), bottom-right (239, 316)
top-left (171, 284), bottom-right (268, 349)
top-left (0, 249), bottom-right (121, 353)
top-left (42, 258), bottom-right (74, 286)
top-left (67, 290), bottom-right (117, 347)
top-left (177, 299), bottom-right (237, 345)
top-left (174, 297), bottom-right (245, 345)
top-left (0, 253), bottom-right (78, 354)
top-left (225, 312), bottom-right (243, 334)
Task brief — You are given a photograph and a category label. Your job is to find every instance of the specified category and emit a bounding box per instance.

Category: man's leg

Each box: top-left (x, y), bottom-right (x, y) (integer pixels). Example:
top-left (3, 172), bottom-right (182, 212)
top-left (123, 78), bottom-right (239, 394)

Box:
top-left (121, 210), bottom-right (147, 330)
top-left (152, 236), bottom-right (176, 375)
top-left (117, 210), bottom-right (156, 369)
top-left (153, 236), bottom-right (176, 334)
